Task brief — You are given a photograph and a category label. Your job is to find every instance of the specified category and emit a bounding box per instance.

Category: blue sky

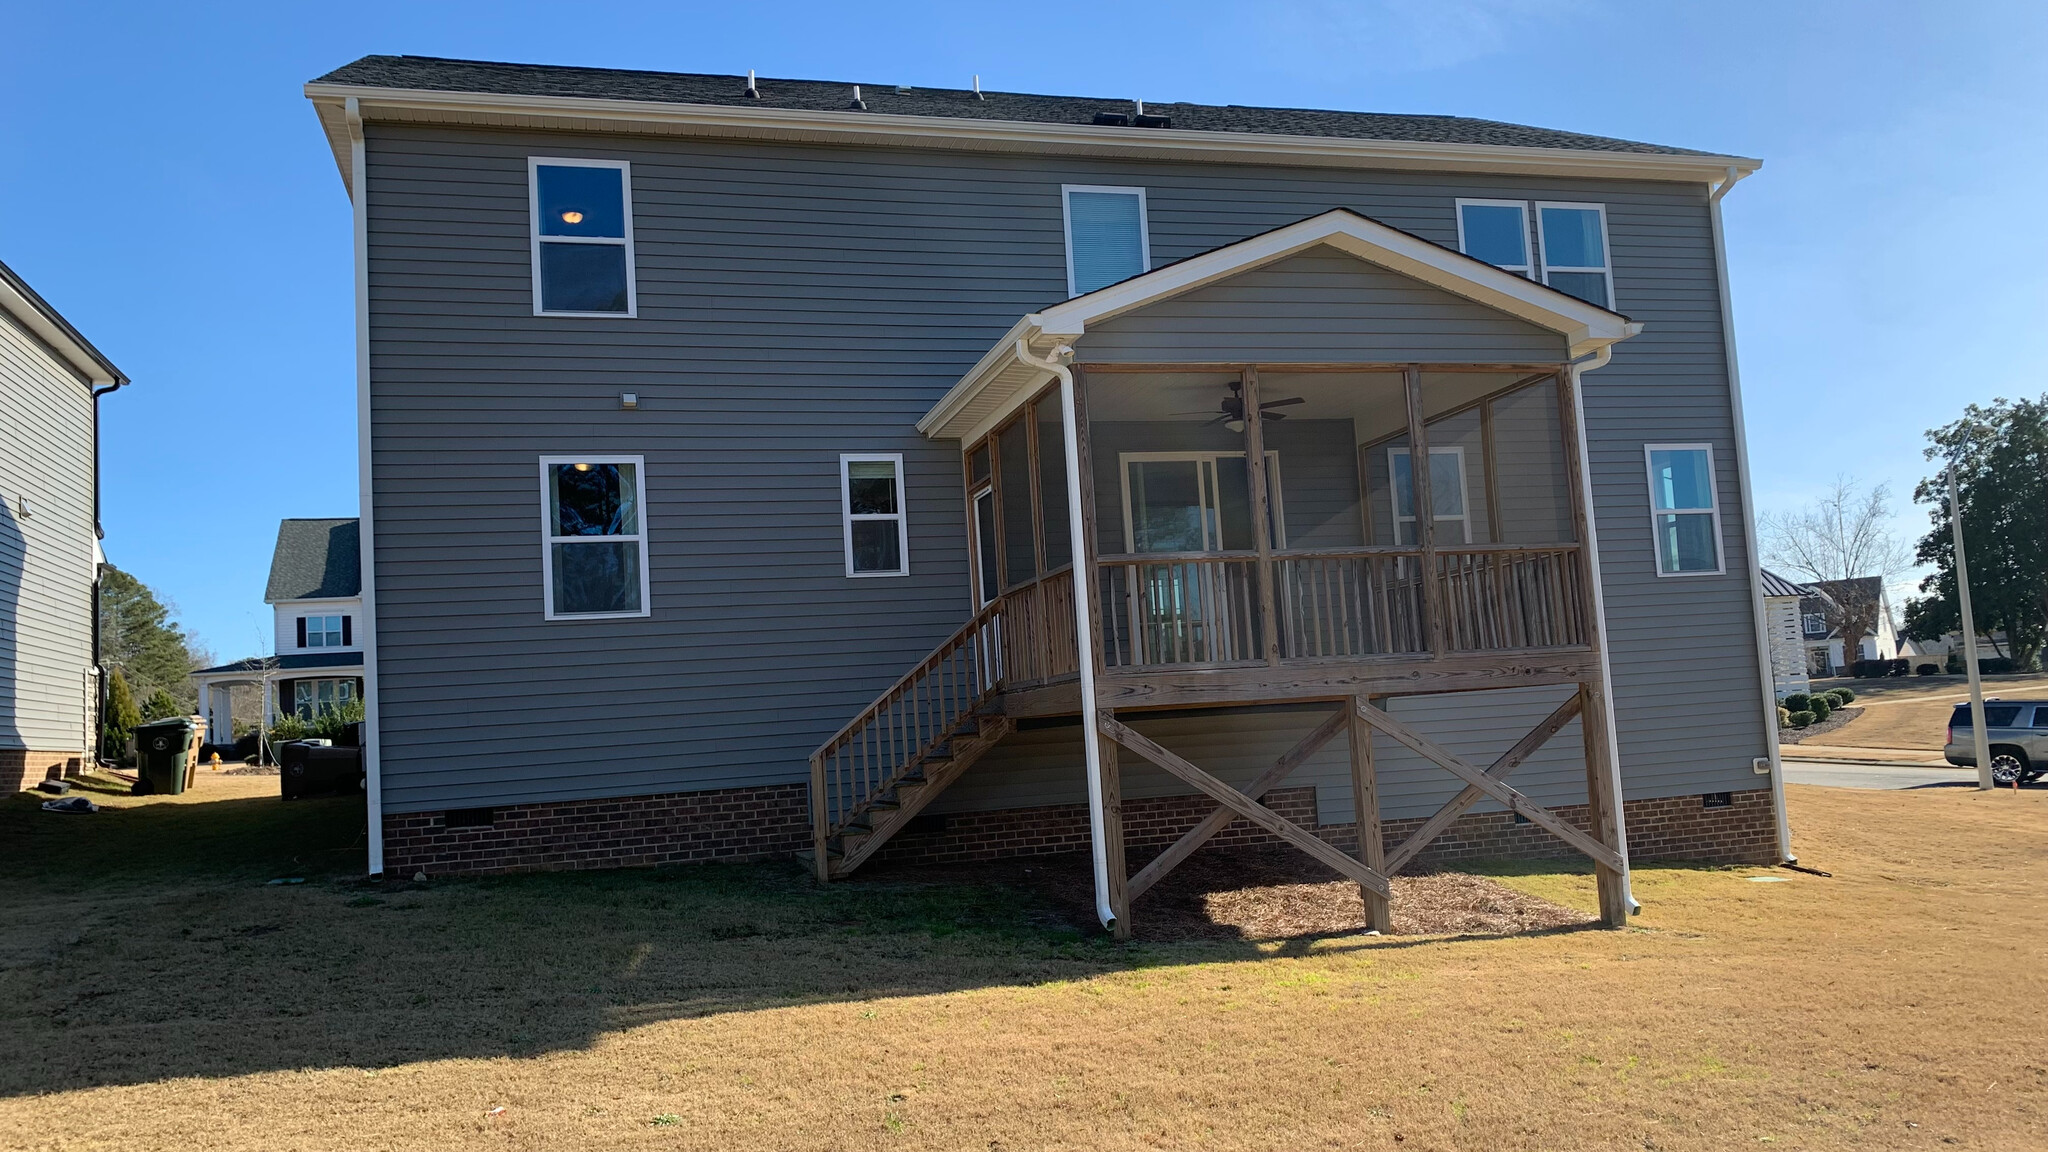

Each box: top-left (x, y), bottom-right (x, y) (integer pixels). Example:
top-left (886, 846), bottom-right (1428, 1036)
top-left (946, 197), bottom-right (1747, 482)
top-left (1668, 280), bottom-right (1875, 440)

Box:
top-left (5, 1), bottom-right (2044, 659)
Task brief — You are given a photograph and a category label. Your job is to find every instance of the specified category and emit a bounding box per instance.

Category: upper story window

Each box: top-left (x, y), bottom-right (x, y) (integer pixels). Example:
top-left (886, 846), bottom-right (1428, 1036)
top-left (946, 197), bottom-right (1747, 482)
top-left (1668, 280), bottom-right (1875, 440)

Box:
top-left (1537, 203), bottom-right (1612, 308)
top-left (540, 456), bottom-right (651, 619)
top-left (1456, 198), bottom-right (1614, 309)
top-left (529, 158), bottom-right (637, 317)
top-left (841, 454), bottom-right (909, 577)
top-left (1802, 612), bottom-right (1828, 636)
top-left (299, 614), bottom-right (347, 648)
top-left (1455, 200), bottom-right (1532, 276)
top-left (1645, 444), bottom-right (1723, 576)
top-left (1062, 186), bottom-right (1150, 297)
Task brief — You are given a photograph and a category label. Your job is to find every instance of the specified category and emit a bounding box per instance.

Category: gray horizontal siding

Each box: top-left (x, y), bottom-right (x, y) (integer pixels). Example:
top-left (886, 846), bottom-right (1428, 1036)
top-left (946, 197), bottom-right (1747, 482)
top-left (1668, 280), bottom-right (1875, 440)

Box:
top-left (1077, 250), bottom-right (1567, 364)
top-left (0, 317), bottom-right (96, 755)
top-left (364, 122), bottom-right (1769, 816)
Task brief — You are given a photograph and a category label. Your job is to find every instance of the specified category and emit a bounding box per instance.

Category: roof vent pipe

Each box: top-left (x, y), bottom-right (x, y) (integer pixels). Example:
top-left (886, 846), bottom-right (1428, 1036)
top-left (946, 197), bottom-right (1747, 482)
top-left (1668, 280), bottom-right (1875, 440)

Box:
top-left (1135, 99), bottom-right (1144, 117)
top-left (848, 84), bottom-right (866, 111)
top-left (743, 69), bottom-right (760, 98)
top-left (972, 74), bottom-right (984, 100)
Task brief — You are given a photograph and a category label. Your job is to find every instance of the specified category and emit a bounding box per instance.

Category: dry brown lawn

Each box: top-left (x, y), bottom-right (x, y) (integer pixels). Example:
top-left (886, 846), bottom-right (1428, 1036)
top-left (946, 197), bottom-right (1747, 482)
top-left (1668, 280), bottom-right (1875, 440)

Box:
top-left (1810, 672), bottom-right (2048, 751)
top-left (2, 771), bottom-right (2044, 1151)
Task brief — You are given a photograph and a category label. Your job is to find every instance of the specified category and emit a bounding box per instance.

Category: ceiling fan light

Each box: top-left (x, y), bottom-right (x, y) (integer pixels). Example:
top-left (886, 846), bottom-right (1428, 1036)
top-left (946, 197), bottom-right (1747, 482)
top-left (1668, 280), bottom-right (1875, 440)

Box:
top-left (1224, 419), bottom-right (1246, 433)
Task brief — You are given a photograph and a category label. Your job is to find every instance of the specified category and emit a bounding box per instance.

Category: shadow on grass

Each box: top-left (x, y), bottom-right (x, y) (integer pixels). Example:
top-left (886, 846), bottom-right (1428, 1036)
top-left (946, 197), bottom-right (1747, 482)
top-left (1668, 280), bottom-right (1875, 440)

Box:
top-left (0, 779), bottom-right (1644, 1098)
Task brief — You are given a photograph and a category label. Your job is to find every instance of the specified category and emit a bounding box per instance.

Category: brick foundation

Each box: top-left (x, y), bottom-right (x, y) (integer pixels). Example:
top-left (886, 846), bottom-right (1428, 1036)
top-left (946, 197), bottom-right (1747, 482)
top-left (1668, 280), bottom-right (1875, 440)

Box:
top-left (384, 780), bottom-right (1775, 877)
top-left (1, 750), bottom-right (85, 793)
top-left (381, 783), bottom-right (810, 877)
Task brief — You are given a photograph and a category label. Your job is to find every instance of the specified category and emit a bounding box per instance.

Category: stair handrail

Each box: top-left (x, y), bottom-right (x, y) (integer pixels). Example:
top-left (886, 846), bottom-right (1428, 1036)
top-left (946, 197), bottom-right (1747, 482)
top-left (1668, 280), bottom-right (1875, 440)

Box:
top-left (810, 596), bottom-right (1005, 764)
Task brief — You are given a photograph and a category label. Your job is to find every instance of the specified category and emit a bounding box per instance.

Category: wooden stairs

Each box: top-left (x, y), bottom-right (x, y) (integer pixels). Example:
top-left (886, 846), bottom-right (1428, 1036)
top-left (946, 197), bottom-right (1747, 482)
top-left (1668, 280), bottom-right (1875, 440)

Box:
top-left (807, 600), bottom-right (1014, 881)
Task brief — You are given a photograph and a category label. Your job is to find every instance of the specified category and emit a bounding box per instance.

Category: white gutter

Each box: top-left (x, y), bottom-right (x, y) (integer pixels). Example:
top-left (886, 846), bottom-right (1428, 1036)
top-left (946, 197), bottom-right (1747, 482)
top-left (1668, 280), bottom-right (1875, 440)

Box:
top-left (1012, 338), bottom-right (1118, 935)
top-left (1566, 345), bottom-right (1639, 915)
top-left (347, 96), bottom-right (387, 878)
top-left (1706, 165), bottom-right (1793, 863)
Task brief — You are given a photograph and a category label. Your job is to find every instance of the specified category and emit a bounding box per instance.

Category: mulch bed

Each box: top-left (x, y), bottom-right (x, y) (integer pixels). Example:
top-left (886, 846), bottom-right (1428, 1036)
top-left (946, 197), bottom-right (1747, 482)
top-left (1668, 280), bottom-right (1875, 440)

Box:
top-left (1778, 705), bottom-right (1864, 744)
top-left (867, 847), bottom-right (1592, 941)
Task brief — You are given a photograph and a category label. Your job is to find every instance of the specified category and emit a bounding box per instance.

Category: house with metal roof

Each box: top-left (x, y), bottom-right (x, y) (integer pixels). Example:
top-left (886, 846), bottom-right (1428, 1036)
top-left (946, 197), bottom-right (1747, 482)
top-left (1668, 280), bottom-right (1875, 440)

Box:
top-left (0, 258), bottom-right (127, 791)
top-left (303, 55), bottom-right (1788, 935)
top-left (191, 519), bottom-right (364, 743)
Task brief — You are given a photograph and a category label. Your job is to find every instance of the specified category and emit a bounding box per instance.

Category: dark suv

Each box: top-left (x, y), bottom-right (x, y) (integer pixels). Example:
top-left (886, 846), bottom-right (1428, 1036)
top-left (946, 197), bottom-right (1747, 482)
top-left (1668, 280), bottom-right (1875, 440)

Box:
top-left (1945, 700), bottom-right (2048, 786)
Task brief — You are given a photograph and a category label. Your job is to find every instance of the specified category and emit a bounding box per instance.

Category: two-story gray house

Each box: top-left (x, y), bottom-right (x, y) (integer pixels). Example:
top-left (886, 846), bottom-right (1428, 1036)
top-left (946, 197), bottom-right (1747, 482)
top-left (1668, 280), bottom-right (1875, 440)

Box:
top-left (1, 259), bottom-right (127, 791)
top-left (306, 56), bottom-right (1786, 936)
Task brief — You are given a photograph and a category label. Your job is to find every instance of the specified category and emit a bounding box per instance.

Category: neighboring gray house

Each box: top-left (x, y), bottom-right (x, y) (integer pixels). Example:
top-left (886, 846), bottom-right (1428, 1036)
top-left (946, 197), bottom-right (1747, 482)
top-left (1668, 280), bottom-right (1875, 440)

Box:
top-left (0, 259), bottom-right (127, 791)
top-left (191, 518), bottom-right (365, 742)
top-left (306, 56), bottom-right (1787, 934)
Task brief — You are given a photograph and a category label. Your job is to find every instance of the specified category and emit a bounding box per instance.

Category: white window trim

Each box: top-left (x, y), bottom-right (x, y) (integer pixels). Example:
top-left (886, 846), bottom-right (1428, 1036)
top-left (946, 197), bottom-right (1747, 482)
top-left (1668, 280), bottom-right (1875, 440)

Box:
top-left (1453, 198), bottom-right (1533, 278)
top-left (1643, 442), bottom-right (1726, 578)
top-left (529, 157), bottom-right (638, 318)
top-left (1061, 184), bottom-right (1152, 299)
top-left (1534, 201), bottom-right (1614, 309)
top-left (1117, 450), bottom-right (1285, 553)
top-left (303, 614), bottom-right (344, 648)
top-left (1387, 446), bottom-right (1473, 545)
top-left (840, 452), bottom-right (910, 578)
top-left (538, 454), bottom-right (653, 620)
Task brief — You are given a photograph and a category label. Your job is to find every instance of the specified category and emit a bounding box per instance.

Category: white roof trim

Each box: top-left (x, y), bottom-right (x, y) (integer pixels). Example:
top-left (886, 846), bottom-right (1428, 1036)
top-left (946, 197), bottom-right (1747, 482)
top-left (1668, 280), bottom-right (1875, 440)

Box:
top-left (0, 277), bottom-right (121, 388)
top-left (305, 83), bottom-right (1761, 191)
top-left (918, 209), bottom-right (1644, 441)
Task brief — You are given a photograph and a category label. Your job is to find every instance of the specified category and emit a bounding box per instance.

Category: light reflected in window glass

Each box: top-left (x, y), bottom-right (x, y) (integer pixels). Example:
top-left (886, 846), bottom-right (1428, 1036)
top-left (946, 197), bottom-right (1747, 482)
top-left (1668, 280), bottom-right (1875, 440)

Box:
top-left (1460, 204), bottom-right (1528, 268)
top-left (1540, 207), bottom-right (1605, 268)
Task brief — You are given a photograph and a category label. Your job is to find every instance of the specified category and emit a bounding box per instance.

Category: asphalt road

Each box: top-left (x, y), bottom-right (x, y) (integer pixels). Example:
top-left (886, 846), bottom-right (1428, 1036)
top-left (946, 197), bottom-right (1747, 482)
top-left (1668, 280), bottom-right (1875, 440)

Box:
top-left (1782, 759), bottom-right (1983, 790)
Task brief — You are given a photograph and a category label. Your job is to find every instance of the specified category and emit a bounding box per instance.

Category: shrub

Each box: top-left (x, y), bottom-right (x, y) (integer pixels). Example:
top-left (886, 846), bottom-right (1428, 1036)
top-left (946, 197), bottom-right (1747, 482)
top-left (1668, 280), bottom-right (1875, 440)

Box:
top-left (1827, 688), bottom-right (1855, 706)
top-left (1947, 652), bottom-right (1964, 674)
top-left (1808, 697), bottom-right (1832, 722)
top-left (1916, 663), bottom-right (1940, 676)
top-left (1980, 657), bottom-right (2017, 675)
top-left (1789, 710), bottom-right (1816, 728)
top-left (1783, 692), bottom-right (1812, 713)
top-left (267, 715), bottom-right (310, 743)
top-left (1778, 706), bottom-right (1792, 729)
top-left (310, 698), bottom-right (366, 741)
top-left (101, 669), bottom-right (142, 761)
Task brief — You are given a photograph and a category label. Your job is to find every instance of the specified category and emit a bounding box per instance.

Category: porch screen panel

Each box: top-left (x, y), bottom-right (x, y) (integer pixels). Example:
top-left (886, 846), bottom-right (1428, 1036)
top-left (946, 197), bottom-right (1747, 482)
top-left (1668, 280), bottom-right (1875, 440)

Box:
top-left (1035, 397), bottom-right (1072, 570)
top-left (1489, 378), bottom-right (1575, 544)
top-left (997, 419), bottom-right (1036, 588)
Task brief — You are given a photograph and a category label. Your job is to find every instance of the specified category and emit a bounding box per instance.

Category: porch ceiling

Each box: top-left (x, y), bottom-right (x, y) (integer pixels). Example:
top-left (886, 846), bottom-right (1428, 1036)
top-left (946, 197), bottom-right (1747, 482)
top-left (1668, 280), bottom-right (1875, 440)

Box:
top-left (917, 208), bottom-right (1642, 443)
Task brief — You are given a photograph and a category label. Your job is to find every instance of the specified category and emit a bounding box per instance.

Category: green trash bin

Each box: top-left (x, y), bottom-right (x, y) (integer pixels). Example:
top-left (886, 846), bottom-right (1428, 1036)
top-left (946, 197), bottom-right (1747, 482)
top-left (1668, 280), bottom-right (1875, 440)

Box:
top-left (133, 716), bottom-right (198, 796)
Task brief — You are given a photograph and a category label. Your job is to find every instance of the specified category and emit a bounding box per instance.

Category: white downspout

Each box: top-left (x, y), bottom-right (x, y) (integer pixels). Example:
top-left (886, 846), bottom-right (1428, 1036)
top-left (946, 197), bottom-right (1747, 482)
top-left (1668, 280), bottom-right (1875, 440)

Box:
top-left (1567, 345), bottom-right (1638, 915)
top-left (1706, 165), bottom-right (1793, 863)
top-left (347, 97), bottom-right (386, 878)
top-left (1013, 339), bottom-right (1117, 934)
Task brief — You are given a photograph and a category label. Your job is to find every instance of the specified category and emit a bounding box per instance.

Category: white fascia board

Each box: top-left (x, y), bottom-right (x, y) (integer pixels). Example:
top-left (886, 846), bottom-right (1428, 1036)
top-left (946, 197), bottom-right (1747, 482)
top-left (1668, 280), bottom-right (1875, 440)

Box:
top-left (920, 209), bottom-right (1645, 441)
top-left (0, 280), bottom-right (119, 388)
top-left (304, 83), bottom-right (1761, 188)
top-left (1035, 210), bottom-right (1638, 355)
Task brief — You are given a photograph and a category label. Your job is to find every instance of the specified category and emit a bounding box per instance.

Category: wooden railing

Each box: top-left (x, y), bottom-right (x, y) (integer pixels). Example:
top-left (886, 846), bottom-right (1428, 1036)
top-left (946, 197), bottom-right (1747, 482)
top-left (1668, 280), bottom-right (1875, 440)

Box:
top-left (1097, 553), bottom-right (1265, 668)
top-left (810, 597), bottom-right (1004, 842)
top-left (1436, 545), bottom-right (1587, 652)
top-left (998, 567), bottom-right (1079, 686)
top-left (1274, 550), bottom-right (1429, 659)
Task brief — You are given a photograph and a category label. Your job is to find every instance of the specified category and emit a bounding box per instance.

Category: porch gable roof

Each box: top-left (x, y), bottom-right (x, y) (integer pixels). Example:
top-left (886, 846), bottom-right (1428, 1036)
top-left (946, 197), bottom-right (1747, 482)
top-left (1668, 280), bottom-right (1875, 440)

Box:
top-left (918, 208), bottom-right (1642, 442)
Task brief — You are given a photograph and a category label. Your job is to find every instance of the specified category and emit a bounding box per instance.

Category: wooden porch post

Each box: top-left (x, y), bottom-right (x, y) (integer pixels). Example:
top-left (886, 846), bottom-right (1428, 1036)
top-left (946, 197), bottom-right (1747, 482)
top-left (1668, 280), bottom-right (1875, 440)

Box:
top-left (1239, 367), bottom-right (1283, 665)
top-left (1099, 710), bottom-right (1131, 940)
top-left (1403, 365), bottom-right (1445, 658)
top-left (1556, 368), bottom-right (1632, 927)
top-left (1349, 695), bottom-right (1391, 932)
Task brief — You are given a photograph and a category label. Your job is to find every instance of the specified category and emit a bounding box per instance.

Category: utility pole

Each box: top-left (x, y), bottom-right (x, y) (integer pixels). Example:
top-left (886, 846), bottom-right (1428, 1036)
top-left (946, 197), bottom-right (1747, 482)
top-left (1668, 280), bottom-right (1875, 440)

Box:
top-left (1948, 462), bottom-right (1992, 790)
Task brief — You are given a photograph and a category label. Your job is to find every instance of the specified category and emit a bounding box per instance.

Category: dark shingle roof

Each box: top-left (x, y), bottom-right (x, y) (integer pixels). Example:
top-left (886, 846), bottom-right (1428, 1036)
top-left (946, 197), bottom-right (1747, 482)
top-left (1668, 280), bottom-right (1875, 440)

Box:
top-left (1758, 569), bottom-right (1810, 599)
top-left (266, 518), bottom-right (360, 601)
top-left (195, 651), bottom-right (365, 675)
top-left (312, 55), bottom-right (1726, 158)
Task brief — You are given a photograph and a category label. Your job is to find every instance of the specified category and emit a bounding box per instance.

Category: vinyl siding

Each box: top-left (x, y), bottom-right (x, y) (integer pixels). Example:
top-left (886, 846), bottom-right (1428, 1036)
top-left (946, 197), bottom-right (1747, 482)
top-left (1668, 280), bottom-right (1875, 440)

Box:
top-left (1077, 250), bottom-right (1566, 364)
top-left (0, 316), bottom-right (96, 755)
top-left (363, 123), bottom-right (1769, 817)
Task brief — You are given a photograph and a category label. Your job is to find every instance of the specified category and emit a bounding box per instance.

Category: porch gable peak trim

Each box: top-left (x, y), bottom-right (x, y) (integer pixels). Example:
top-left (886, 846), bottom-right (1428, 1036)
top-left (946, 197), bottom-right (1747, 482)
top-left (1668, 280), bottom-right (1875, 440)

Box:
top-left (919, 208), bottom-right (1642, 442)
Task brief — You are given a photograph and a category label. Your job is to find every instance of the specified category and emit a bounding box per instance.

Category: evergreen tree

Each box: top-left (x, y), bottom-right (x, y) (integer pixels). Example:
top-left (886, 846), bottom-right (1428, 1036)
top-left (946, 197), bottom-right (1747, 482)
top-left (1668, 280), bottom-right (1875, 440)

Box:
top-left (103, 668), bottom-right (142, 758)
top-left (140, 688), bottom-right (181, 722)
top-left (99, 566), bottom-right (209, 711)
top-left (1913, 395), bottom-right (2048, 669)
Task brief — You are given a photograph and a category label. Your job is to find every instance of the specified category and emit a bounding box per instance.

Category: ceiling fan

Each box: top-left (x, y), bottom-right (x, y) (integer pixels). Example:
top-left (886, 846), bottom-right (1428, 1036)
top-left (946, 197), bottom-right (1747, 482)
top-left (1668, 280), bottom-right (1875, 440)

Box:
top-left (1172, 380), bottom-right (1306, 428)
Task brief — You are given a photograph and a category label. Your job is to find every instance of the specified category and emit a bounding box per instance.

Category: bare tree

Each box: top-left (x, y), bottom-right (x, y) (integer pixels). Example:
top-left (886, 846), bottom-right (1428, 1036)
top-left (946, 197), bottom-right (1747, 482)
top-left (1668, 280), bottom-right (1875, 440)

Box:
top-left (1761, 477), bottom-right (1915, 674)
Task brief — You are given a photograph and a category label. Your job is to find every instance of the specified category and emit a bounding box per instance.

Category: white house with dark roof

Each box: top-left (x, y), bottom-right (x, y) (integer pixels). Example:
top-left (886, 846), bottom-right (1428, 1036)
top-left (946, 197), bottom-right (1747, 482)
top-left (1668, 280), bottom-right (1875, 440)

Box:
top-left (1, 258), bottom-right (127, 791)
top-left (191, 518), bottom-right (365, 742)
